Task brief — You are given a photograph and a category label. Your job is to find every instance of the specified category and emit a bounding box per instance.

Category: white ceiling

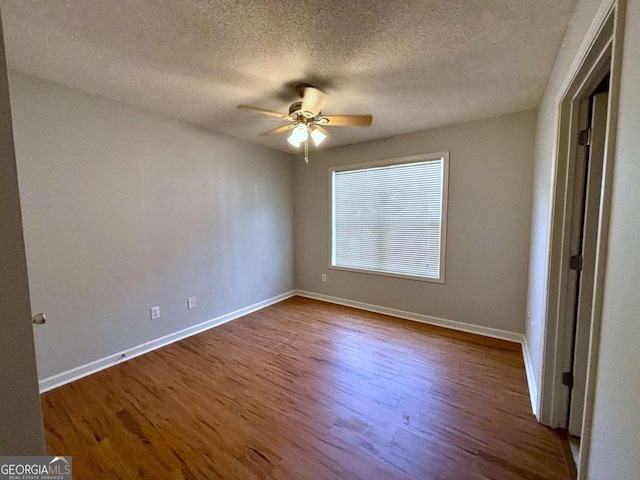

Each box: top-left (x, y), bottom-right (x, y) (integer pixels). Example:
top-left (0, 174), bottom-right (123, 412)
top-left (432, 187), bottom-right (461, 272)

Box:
top-left (0, 0), bottom-right (575, 152)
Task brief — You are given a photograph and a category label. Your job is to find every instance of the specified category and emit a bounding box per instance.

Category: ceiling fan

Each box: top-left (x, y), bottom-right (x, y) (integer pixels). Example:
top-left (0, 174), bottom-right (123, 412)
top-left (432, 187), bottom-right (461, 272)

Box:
top-left (237, 84), bottom-right (373, 163)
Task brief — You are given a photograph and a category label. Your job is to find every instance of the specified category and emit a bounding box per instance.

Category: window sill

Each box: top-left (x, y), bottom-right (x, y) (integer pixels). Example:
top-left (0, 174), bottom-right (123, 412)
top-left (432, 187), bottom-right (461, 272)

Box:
top-left (329, 265), bottom-right (445, 284)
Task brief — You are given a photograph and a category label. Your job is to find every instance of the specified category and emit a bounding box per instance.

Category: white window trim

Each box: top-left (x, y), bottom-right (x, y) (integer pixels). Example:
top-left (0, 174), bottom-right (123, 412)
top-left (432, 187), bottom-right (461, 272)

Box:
top-left (328, 152), bottom-right (449, 284)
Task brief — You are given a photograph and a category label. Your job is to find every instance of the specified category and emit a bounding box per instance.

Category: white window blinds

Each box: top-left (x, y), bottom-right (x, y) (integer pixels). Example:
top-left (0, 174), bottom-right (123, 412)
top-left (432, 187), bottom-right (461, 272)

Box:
top-left (331, 155), bottom-right (447, 281)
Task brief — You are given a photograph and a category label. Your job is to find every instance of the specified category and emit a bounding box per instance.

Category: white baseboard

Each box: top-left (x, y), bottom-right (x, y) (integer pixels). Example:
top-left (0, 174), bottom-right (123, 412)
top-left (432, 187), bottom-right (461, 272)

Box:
top-left (41, 288), bottom-right (540, 418)
top-left (295, 290), bottom-right (524, 343)
top-left (39, 290), bottom-right (295, 393)
top-left (522, 338), bottom-right (539, 418)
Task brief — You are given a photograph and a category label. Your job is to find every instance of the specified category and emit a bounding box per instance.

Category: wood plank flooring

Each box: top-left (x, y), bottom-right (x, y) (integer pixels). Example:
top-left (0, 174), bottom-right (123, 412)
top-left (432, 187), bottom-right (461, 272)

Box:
top-left (41, 296), bottom-right (569, 479)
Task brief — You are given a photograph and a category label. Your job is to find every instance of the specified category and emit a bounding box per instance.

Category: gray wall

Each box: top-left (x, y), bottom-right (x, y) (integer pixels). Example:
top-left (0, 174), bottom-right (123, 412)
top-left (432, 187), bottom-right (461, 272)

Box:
top-left (587, 0), bottom-right (640, 476)
top-left (526, 0), bottom-right (640, 476)
top-left (525, 0), bottom-right (609, 401)
top-left (295, 110), bottom-right (536, 333)
top-left (0, 21), bottom-right (45, 453)
top-left (9, 72), bottom-right (294, 381)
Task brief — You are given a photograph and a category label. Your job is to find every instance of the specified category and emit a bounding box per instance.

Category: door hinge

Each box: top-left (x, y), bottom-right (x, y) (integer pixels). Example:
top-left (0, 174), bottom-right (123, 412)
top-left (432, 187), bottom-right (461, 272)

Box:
top-left (562, 371), bottom-right (574, 389)
top-left (579, 128), bottom-right (593, 146)
top-left (570, 254), bottom-right (583, 271)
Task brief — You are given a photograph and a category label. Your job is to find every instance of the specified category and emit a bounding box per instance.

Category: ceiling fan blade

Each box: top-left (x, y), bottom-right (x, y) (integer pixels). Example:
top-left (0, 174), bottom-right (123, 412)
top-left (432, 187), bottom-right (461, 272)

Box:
top-left (300, 87), bottom-right (325, 117)
top-left (260, 124), bottom-right (296, 136)
top-left (237, 105), bottom-right (290, 120)
top-left (322, 114), bottom-right (373, 127)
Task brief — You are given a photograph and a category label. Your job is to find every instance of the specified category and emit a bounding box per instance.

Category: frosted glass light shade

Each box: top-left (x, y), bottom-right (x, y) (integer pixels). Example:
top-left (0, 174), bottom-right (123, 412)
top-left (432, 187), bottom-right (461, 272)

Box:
top-left (287, 134), bottom-right (301, 147)
top-left (310, 127), bottom-right (326, 146)
top-left (287, 124), bottom-right (309, 148)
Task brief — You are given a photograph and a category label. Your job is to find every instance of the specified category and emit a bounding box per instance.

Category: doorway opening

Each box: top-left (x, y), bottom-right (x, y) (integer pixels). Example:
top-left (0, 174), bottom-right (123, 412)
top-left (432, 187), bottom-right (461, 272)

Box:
top-left (564, 74), bottom-right (610, 466)
top-left (537, 1), bottom-right (625, 478)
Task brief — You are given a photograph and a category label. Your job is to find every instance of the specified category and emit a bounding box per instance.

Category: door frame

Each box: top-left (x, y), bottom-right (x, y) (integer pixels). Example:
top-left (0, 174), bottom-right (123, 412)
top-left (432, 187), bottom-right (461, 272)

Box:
top-left (538, 0), bottom-right (626, 477)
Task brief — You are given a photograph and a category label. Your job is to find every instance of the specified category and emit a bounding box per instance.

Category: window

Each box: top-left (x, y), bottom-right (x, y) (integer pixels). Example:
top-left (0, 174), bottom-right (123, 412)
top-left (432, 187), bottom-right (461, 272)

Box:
top-left (330, 153), bottom-right (449, 283)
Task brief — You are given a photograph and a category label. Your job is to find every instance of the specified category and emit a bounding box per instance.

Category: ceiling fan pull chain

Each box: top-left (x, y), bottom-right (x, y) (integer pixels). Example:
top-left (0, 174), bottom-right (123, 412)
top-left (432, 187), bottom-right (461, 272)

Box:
top-left (304, 136), bottom-right (309, 164)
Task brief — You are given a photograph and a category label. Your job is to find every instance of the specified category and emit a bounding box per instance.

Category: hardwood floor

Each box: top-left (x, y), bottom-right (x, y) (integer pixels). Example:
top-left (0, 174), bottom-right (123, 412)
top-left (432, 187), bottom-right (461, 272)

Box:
top-left (42, 296), bottom-right (569, 479)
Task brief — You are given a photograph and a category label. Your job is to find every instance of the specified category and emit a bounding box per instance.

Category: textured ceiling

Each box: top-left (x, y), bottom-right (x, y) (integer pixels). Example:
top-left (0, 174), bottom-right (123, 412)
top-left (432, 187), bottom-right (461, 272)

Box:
top-left (0, 0), bottom-right (575, 152)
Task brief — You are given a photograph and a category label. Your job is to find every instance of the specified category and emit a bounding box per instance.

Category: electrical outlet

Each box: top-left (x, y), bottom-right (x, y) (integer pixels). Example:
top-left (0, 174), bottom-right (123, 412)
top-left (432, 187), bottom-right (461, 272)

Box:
top-left (188, 296), bottom-right (197, 309)
top-left (150, 306), bottom-right (160, 320)
top-left (322, 274), bottom-right (327, 282)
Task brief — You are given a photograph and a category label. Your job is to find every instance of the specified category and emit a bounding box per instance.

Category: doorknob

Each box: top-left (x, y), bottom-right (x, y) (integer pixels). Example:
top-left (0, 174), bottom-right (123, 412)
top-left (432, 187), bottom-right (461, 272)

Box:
top-left (32, 313), bottom-right (46, 324)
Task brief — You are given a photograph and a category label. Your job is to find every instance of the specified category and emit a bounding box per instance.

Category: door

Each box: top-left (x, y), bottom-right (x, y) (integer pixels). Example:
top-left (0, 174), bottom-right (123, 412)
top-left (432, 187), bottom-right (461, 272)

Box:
top-left (0, 7), bottom-right (46, 454)
top-left (567, 91), bottom-right (609, 436)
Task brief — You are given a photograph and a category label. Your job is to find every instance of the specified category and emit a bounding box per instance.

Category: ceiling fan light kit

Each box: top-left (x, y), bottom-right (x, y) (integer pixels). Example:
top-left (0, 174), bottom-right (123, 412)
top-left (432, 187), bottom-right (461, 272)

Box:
top-left (286, 124), bottom-right (326, 147)
top-left (238, 84), bottom-right (372, 164)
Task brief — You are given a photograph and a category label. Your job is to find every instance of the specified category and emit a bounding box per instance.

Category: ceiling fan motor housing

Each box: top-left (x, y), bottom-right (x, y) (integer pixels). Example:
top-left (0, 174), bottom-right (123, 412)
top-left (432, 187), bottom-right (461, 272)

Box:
top-left (289, 101), bottom-right (302, 116)
top-left (294, 83), bottom-right (315, 98)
